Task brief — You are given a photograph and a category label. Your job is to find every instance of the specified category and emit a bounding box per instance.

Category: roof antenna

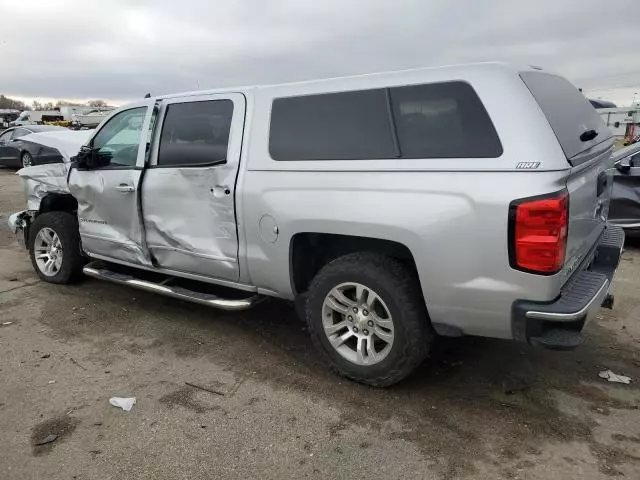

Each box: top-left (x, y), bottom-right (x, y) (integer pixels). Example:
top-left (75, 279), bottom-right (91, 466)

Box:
top-left (144, 93), bottom-right (151, 98)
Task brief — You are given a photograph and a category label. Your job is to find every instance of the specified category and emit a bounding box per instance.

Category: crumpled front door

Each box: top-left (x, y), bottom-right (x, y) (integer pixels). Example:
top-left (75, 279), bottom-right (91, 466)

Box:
top-left (68, 101), bottom-right (155, 265)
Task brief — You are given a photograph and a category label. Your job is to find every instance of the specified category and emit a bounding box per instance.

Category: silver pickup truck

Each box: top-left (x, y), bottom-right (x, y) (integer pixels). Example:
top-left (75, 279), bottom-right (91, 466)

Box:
top-left (8, 63), bottom-right (624, 386)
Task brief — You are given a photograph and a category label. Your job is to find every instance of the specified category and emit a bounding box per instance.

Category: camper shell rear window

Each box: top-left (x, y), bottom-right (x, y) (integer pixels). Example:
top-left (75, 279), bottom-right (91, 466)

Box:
top-left (520, 71), bottom-right (612, 163)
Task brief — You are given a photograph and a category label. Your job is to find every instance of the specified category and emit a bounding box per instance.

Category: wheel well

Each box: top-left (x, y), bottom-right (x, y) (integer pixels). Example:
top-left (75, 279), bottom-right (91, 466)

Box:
top-left (290, 233), bottom-right (418, 295)
top-left (39, 193), bottom-right (78, 214)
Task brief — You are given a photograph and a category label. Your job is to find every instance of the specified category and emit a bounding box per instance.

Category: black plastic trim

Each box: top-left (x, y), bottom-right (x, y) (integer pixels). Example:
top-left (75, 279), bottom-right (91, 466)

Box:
top-left (384, 88), bottom-right (402, 158)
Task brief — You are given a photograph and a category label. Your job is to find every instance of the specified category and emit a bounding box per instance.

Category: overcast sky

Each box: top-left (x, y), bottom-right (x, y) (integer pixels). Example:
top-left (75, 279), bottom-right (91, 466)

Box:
top-left (1, 0), bottom-right (639, 106)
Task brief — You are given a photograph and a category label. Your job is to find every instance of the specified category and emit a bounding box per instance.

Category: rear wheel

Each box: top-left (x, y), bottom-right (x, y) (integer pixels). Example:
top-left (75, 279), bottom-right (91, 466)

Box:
top-left (21, 151), bottom-right (33, 168)
top-left (305, 252), bottom-right (432, 387)
top-left (29, 212), bottom-right (84, 284)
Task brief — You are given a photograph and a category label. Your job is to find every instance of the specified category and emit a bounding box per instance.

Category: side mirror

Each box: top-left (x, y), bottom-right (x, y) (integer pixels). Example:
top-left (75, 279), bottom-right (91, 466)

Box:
top-left (616, 157), bottom-right (632, 174)
top-left (74, 146), bottom-right (92, 169)
top-left (74, 146), bottom-right (112, 169)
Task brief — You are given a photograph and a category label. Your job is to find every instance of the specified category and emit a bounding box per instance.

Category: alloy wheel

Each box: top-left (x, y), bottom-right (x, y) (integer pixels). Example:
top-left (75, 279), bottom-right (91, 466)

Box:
top-left (322, 282), bottom-right (395, 366)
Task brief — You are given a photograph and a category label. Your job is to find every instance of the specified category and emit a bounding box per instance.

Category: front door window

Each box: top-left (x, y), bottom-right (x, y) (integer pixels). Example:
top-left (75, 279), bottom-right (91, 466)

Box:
top-left (92, 107), bottom-right (147, 167)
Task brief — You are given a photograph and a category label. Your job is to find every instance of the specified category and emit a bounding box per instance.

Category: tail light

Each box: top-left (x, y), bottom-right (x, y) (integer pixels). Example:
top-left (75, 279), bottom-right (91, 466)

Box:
top-left (509, 190), bottom-right (569, 275)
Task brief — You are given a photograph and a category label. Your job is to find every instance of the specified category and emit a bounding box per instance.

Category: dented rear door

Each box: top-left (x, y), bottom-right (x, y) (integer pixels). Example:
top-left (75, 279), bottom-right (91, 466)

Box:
top-left (141, 93), bottom-right (245, 281)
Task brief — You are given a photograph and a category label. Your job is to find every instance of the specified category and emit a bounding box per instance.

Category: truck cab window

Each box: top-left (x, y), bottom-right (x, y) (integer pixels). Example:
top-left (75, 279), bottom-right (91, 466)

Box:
top-left (91, 107), bottom-right (147, 167)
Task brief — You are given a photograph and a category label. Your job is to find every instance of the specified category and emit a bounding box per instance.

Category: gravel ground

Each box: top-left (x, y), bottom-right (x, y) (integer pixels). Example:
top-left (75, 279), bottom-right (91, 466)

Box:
top-left (1, 167), bottom-right (640, 480)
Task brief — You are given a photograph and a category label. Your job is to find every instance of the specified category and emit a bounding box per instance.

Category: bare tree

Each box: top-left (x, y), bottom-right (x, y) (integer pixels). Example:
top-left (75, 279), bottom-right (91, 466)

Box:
top-left (87, 99), bottom-right (108, 108)
top-left (32, 100), bottom-right (55, 110)
top-left (55, 100), bottom-right (83, 107)
top-left (0, 94), bottom-right (30, 110)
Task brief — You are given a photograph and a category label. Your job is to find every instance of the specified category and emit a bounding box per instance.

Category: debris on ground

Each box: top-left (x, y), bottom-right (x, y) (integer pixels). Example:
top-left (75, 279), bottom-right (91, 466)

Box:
top-left (185, 382), bottom-right (226, 396)
top-left (598, 370), bottom-right (632, 384)
top-left (503, 376), bottom-right (530, 395)
top-left (40, 353), bottom-right (50, 359)
top-left (1, 321), bottom-right (13, 326)
top-left (109, 397), bottom-right (136, 412)
top-left (33, 434), bottom-right (58, 446)
top-left (69, 357), bottom-right (87, 370)
top-left (48, 380), bottom-right (55, 384)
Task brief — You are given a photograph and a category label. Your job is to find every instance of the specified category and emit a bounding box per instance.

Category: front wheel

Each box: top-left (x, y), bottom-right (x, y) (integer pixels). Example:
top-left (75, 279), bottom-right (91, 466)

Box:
top-left (29, 211), bottom-right (84, 284)
top-left (305, 252), bottom-right (433, 387)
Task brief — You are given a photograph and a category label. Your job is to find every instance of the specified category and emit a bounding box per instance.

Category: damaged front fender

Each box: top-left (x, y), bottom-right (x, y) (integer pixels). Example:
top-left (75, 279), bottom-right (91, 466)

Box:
top-left (19, 163), bottom-right (72, 210)
top-left (16, 130), bottom-right (91, 210)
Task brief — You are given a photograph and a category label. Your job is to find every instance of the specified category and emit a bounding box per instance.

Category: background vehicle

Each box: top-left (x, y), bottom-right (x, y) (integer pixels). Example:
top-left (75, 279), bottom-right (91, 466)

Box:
top-left (609, 142), bottom-right (640, 232)
top-left (10, 110), bottom-right (64, 126)
top-left (0, 125), bottom-right (67, 168)
top-left (70, 108), bottom-right (114, 129)
top-left (0, 109), bottom-right (20, 128)
top-left (8, 63), bottom-right (623, 386)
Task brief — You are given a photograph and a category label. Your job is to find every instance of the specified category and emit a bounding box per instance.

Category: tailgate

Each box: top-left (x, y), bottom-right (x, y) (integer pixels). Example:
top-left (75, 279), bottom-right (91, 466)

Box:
top-left (564, 141), bottom-right (616, 265)
top-left (520, 71), bottom-right (616, 267)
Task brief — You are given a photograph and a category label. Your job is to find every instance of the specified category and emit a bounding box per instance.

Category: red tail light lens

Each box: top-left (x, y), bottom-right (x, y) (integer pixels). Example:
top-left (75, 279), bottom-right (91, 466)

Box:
top-left (509, 191), bottom-right (568, 274)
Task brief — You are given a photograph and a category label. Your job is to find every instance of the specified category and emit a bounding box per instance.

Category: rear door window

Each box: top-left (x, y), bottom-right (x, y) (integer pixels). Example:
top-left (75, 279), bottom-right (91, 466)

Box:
top-left (269, 89), bottom-right (395, 160)
top-left (157, 100), bottom-right (234, 167)
top-left (520, 71), bottom-right (612, 160)
top-left (390, 82), bottom-right (502, 158)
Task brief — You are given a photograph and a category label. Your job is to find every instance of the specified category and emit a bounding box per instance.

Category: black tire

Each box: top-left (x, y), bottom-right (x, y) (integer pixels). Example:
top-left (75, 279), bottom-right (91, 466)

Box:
top-left (305, 252), bottom-right (433, 387)
top-left (21, 151), bottom-right (33, 168)
top-left (28, 211), bottom-right (84, 284)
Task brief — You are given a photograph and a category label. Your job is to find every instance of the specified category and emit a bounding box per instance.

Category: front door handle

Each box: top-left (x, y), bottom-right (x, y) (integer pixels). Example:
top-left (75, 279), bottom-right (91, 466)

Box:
top-left (115, 184), bottom-right (135, 193)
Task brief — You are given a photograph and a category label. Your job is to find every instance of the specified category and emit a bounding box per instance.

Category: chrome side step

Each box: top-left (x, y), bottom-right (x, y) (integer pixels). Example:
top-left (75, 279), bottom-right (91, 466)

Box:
top-left (83, 262), bottom-right (259, 311)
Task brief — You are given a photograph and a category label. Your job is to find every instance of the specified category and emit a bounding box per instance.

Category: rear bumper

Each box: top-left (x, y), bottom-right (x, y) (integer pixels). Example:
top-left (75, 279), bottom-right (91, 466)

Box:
top-left (512, 225), bottom-right (624, 346)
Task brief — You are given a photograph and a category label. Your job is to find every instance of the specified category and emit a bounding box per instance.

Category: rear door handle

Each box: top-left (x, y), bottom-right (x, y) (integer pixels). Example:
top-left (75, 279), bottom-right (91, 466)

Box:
top-left (115, 184), bottom-right (135, 193)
